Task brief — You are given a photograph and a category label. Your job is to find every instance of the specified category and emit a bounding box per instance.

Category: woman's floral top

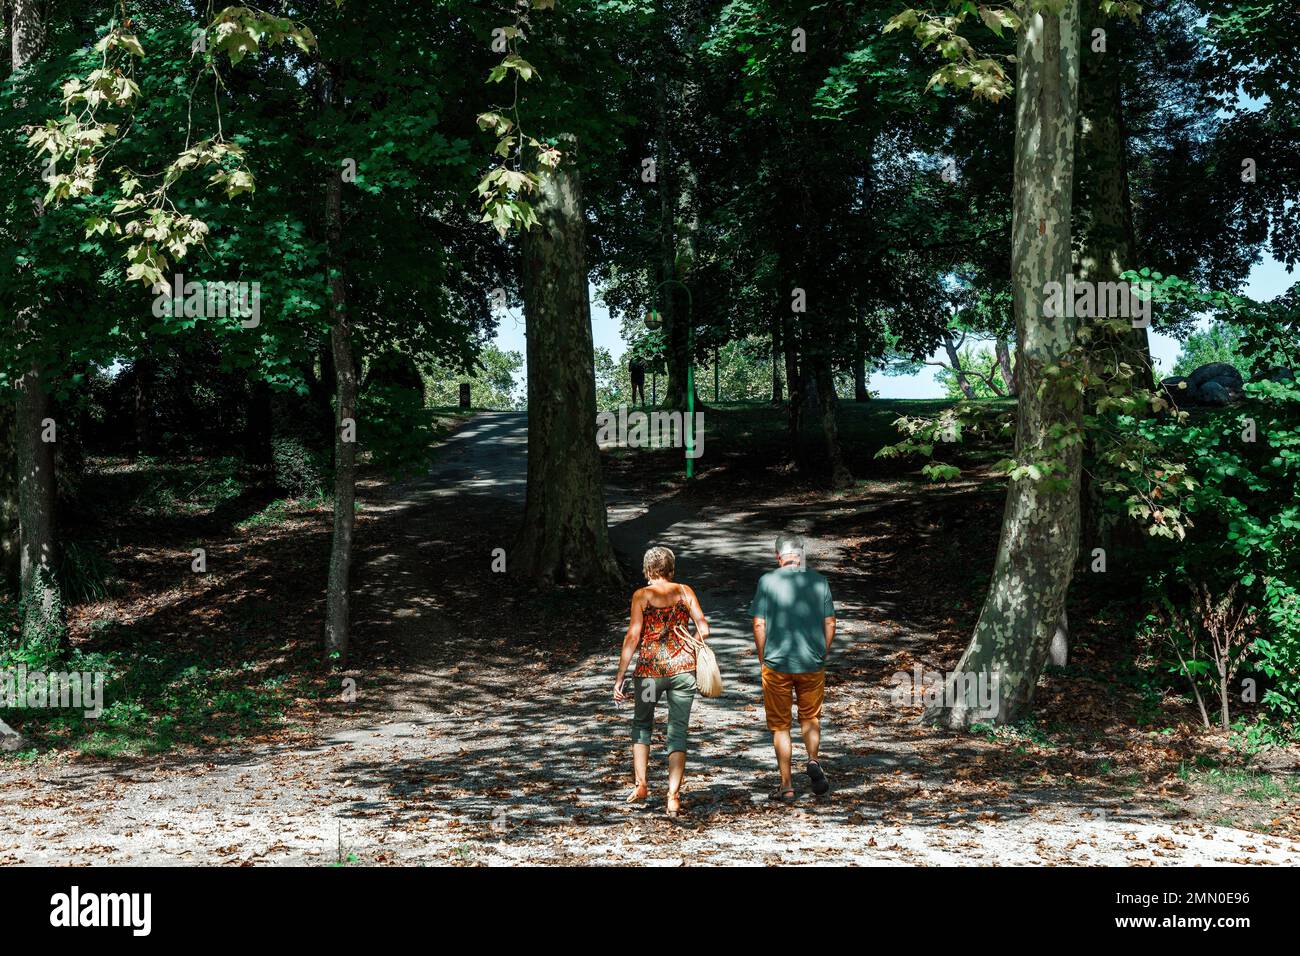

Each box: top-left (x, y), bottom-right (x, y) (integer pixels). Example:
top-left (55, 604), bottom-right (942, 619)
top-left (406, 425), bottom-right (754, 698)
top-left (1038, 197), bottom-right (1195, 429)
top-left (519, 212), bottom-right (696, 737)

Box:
top-left (634, 600), bottom-right (696, 678)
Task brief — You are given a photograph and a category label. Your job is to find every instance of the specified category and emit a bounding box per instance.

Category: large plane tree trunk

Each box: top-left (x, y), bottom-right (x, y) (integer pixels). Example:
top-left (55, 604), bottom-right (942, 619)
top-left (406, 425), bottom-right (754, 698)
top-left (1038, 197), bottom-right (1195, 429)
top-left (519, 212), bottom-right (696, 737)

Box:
top-left (518, 138), bottom-right (621, 586)
top-left (320, 63), bottom-right (357, 665)
top-left (926, 0), bottom-right (1083, 729)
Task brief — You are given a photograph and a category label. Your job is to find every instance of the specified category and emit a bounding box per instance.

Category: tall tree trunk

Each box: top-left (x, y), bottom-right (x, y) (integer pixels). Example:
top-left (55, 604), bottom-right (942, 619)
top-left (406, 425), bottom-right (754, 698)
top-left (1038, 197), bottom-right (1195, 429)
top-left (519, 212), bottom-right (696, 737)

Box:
top-left (995, 337), bottom-right (1017, 396)
top-left (854, 344), bottom-right (869, 402)
top-left (518, 137), bottom-right (621, 586)
top-left (1076, 2), bottom-right (1150, 566)
top-left (781, 309), bottom-right (803, 460)
top-left (771, 323), bottom-right (784, 403)
top-left (655, 66), bottom-right (690, 411)
top-left (244, 378), bottom-right (272, 469)
top-left (0, 0), bottom-right (15, 595)
top-left (1075, 2), bottom-right (1149, 388)
top-left (812, 353), bottom-right (851, 487)
top-left (943, 330), bottom-right (978, 399)
top-left (0, 405), bottom-right (17, 594)
top-left (131, 356), bottom-right (152, 459)
top-left (926, 0), bottom-right (1083, 729)
top-left (12, 0), bottom-right (63, 648)
top-left (321, 64), bottom-right (356, 665)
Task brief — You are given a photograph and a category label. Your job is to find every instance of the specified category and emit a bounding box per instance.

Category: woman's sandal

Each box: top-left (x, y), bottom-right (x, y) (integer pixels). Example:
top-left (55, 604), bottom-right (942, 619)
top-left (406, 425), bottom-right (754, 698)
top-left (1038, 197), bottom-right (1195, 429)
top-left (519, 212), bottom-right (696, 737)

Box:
top-left (626, 784), bottom-right (649, 804)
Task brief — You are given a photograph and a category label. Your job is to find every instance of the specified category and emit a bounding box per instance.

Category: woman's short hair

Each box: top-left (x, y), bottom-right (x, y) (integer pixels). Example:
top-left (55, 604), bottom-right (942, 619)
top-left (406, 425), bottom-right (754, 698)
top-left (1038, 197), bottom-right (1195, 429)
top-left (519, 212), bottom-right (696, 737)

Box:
top-left (642, 546), bottom-right (675, 581)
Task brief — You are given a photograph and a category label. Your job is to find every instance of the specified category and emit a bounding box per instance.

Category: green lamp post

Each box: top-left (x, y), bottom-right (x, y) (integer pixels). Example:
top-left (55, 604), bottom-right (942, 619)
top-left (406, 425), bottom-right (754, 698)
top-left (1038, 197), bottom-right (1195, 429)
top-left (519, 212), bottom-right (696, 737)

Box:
top-left (645, 279), bottom-right (694, 478)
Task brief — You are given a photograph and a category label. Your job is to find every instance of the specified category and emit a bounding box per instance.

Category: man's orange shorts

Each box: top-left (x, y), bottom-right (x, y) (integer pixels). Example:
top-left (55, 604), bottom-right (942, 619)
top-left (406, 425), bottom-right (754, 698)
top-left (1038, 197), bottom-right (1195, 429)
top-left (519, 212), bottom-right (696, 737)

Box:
top-left (761, 666), bottom-right (825, 732)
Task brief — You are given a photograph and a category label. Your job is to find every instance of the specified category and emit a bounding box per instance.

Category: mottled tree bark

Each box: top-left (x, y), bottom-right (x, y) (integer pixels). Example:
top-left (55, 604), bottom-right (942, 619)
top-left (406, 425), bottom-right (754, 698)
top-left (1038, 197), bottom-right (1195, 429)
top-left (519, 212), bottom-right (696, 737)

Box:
top-left (518, 139), bottom-right (621, 586)
top-left (926, 0), bottom-right (1082, 728)
top-left (321, 64), bottom-right (356, 665)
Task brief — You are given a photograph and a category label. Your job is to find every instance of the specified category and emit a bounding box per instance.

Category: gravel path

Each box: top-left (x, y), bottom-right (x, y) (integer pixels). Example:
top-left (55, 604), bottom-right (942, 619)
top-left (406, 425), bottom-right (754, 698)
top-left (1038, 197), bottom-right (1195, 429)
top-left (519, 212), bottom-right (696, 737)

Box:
top-left (3, 412), bottom-right (1296, 866)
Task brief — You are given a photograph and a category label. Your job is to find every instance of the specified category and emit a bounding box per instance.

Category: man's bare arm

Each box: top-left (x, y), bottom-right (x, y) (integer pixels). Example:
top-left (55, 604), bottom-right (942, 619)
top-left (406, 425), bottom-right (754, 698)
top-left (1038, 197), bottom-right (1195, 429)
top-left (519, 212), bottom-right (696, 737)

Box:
top-left (752, 617), bottom-right (766, 668)
top-left (823, 616), bottom-right (836, 654)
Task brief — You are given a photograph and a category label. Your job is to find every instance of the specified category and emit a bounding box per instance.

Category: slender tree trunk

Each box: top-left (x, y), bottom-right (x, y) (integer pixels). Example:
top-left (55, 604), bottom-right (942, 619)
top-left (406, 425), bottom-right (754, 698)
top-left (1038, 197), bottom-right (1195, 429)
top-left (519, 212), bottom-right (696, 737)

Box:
top-left (854, 352), bottom-right (869, 402)
top-left (782, 309), bottom-right (803, 459)
top-left (244, 378), bottom-right (272, 469)
top-left (943, 330), bottom-right (978, 399)
top-left (1075, 1), bottom-right (1150, 389)
top-left (321, 64), bottom-right (356, 665)
top-left (1076, 2), bottom-right (1151, 566)
top-left (131, 356), bottom-right (152, 459)
top-left (654, 66), bottom-right (690, 411)
top-left (12, 0), bottom-right (63, 648)
top-left (812, 354), bottom-right (851, 487)
top-left (518, 137), bottom-right (621, 586)
top-left (926, 0), bottom-right (1083, 728)
top-left (996, 337), bottom-right (1017, 396)
top-left (0, 0), bottom-right (15, 586)
top-left (771, 323), bottom-right (784, 403)
top-left (0, 405), bottom-right (17, 594)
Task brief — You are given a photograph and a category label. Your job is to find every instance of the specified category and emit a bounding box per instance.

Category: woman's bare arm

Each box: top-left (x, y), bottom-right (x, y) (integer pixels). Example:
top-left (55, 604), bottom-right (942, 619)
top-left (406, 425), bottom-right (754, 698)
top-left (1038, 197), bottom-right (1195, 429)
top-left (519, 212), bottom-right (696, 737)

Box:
top-left (613, 590), bottom-right (644, 699)
top-left (682, 585), bottom-right (710, 641)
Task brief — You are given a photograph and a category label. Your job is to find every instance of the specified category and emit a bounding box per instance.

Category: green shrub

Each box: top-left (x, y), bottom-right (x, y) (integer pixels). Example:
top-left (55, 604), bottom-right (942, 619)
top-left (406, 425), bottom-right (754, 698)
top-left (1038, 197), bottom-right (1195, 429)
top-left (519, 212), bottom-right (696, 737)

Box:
top-left (1120, 377), bottom-right (1300, 737)
top-left (271, 436), bottom-right (326, 499)
top-left (58, 542), bottom-right (115, 604)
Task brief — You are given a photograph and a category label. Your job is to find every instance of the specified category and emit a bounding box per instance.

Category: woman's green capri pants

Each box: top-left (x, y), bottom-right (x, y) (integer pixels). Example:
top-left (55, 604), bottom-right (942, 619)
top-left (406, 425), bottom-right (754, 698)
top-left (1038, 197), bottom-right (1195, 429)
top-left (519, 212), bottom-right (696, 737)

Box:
top-left (631, 672), bottom-right (697, 754)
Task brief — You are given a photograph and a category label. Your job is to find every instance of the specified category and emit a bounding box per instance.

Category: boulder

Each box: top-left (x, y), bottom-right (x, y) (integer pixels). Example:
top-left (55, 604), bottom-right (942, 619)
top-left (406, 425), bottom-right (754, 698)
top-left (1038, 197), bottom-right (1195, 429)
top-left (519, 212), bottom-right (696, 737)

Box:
top-left (1160, 376), bottom-right (1189, 405)
top-left (1252, 365), bottom-right (1296, 384)
top-left (0, 718), bottom-right (27, 752)
top-left (1197, 380), bottom-right (1233, 405)
top-left (1186, 362), bottom-right (1244, 403)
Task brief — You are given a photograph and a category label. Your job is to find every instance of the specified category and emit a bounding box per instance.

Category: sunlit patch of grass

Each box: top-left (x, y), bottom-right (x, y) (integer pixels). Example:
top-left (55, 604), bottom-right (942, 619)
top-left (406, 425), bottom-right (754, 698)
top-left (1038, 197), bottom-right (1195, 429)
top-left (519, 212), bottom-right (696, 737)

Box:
top-left (236, 493), bottom-right (330, 531)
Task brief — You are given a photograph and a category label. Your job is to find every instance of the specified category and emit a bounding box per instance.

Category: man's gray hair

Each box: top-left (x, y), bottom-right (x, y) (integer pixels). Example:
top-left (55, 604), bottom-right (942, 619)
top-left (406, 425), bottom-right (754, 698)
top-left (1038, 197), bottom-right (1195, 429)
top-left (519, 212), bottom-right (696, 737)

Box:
top-left (775, 533), bottom-right (805, 561)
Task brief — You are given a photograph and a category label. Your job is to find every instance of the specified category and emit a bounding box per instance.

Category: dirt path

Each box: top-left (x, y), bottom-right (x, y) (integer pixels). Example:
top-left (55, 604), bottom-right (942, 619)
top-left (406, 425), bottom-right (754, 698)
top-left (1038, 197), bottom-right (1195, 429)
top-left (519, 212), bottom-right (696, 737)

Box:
top-left (2, 412), bottom-right (1297, 866)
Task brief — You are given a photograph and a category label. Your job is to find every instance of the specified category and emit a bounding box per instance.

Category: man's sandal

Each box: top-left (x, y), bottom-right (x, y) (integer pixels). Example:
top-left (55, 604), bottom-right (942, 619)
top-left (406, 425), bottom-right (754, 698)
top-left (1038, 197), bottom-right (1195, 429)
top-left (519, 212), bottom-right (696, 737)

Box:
top-left (806, 761), bottom-right (830, 796)
top-left (769, 787), bottom-right (796, 803)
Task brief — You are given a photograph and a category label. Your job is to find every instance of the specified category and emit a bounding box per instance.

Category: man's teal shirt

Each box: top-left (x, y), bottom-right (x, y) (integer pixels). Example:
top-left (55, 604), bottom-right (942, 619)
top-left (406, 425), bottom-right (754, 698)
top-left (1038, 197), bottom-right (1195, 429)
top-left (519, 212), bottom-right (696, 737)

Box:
top-left (750, 565), bottom-right (835, 674)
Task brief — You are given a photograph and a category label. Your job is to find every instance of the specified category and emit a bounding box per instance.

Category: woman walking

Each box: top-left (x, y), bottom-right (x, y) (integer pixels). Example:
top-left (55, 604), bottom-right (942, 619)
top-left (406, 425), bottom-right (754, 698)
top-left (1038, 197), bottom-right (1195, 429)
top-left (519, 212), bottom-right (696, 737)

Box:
top-left (613, 546), bottom-right (710, 816)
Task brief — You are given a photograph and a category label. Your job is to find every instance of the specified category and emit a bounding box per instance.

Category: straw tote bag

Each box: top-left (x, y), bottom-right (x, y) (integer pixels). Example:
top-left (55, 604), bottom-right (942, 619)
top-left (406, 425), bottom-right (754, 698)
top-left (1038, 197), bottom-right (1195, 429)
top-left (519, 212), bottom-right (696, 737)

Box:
top-left (675, 625), bottom-right (722, 698)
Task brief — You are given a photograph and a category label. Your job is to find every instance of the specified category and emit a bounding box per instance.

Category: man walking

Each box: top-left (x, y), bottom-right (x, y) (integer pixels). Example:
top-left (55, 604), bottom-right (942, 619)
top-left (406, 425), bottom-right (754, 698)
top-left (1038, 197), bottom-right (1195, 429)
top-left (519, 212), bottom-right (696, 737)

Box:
top-left (751, 533), bottom-right (836, 801)
top-left (629, 357), bottom-right (647, 408)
